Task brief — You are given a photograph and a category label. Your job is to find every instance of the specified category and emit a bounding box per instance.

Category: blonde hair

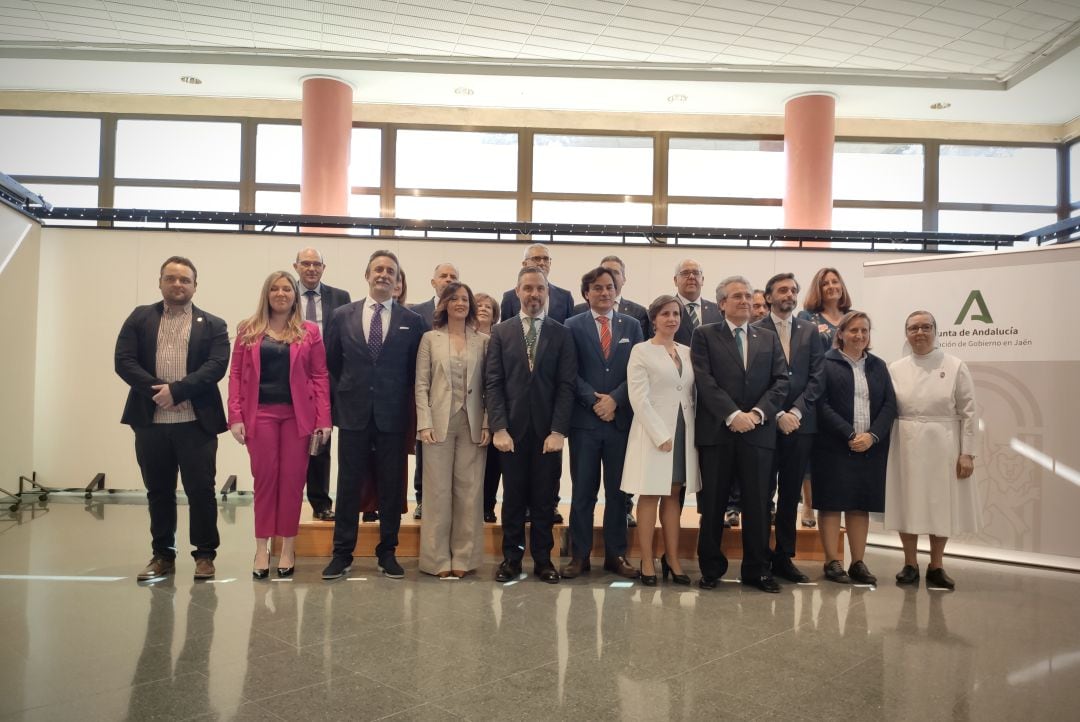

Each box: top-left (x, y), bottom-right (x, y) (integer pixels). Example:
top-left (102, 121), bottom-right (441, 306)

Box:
top-left (238, 271), bottom-right (307, 346)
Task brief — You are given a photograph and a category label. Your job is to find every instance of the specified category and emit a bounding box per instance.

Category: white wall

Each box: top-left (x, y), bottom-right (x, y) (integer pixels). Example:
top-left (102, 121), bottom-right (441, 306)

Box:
top-left (0, 204), bottom-right (39, 504)
top-left (31, 226), bottom-right (907, 491)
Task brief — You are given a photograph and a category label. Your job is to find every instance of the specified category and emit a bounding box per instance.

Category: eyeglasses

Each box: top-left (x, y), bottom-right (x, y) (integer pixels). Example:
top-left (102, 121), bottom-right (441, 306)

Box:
top-left (905, 324), bottom-right (934, 333)
top-left (677, 270), bottom-right (703, 278)
top-left (526, 256), bottom-right (551, 264)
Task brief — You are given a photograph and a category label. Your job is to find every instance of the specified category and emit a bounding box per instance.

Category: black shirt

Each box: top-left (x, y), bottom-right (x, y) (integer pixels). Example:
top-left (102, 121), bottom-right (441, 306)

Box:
top-left (258, 337), bottom-right (292, 405)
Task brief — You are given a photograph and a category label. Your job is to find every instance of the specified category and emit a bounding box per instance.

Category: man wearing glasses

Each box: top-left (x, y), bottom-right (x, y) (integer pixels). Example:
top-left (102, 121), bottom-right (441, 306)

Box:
top-left (673, 259), bottom-right (721, 345)
top-left (500, 243), bottom-right (575, 324)
top-left (294, 247), bottom-right (352, 522)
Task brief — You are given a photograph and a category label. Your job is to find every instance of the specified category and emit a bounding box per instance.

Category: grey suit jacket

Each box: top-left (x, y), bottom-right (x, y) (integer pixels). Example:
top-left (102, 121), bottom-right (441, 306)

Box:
top-left (415, 327), bottom-right (489, 444)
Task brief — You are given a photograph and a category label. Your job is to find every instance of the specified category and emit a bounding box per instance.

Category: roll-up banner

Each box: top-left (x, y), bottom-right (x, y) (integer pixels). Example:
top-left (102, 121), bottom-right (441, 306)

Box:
top-left (863, 244), bottom-right (1080, 570)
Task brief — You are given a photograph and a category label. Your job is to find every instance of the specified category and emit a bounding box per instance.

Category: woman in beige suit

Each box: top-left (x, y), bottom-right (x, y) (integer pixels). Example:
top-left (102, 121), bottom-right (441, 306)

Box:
top-left (415, 282), bottom-right (490, 578)
top-left (622, 295), bottom-right (700, 586)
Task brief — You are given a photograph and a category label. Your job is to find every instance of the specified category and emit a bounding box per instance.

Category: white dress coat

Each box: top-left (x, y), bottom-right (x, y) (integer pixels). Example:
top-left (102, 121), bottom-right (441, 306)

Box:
top-left (884, 349), bottom-right (980, 537)
top-left (621, 342), bottom-right (701, 496)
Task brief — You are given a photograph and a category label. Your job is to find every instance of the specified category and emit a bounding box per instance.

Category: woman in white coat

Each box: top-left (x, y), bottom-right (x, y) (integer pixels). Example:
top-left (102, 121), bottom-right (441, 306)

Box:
top-left (885, 310), bottom-right (978, 590)
top-left (415, 282), bottom-right (490, 578)
top-left (623, 295), bottom-right (701, 586)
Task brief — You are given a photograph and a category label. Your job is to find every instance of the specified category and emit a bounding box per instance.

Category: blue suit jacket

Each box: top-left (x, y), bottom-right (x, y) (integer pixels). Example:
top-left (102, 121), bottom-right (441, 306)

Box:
top-left (753, 315), bottom-right (825, 434)
top-left (566, 310), bottom-right (643, 432)
top-left (500, 283), bottom-right (575, 324)
top-left (324, 298), bottom-right (428, 432)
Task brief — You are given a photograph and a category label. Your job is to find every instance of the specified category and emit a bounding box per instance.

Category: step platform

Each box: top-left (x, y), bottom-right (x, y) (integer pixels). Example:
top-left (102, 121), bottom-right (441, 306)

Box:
top-left (289, 504), bottom-right (843, 562)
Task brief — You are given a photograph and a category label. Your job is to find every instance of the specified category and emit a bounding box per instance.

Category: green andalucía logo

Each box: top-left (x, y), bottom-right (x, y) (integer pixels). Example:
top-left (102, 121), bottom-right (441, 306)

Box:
top-left (954, 290), bottom-right (993, 325)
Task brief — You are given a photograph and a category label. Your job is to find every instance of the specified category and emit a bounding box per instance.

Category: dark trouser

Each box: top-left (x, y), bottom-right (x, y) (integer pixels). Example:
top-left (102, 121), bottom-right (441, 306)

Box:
top-left (770, 433), bottom-right (814, 560)
top-left (483, 445), bottom-right (502, 513)
top-left (334, 426), bottom-right (405, 562)
top-left (568, 425), bottom-right (629, 559)
top-left (134, 422), bottom-right (220, 560)
top-left (500, 428), bottom-right (561, 566)
top-left (413, 443), bottom-right (424, 504)
top-left (697, 441), bottom-right (773, 581)
top-left (305, 436), bottom-right (333, 514)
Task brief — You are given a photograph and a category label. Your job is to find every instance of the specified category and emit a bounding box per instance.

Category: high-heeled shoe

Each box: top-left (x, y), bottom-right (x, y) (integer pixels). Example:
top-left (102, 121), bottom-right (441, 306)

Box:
top-left (252, 568), bottom-right (270, 580)
top-left (276, 565), bottom-right (294, 578)
top-left (660, 554), bottom-right (691, 585)
top-left (640, 562), bottom-right (657, 587)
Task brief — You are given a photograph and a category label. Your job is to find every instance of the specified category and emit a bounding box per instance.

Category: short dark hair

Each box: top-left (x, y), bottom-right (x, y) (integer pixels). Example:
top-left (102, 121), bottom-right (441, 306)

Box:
top-left (517, 266), bottom-right (547, 283)
top-left (647, 294), bottom-right (683, 324)
top-left (580, 266), bottom-right (616, 299)
top-left (160, 256), bottom-right (197, 282)
top-left (764, 272), bottom-right (798, 300)
top-left (433, 282), bottom-right (477, 329)
top-left (365, 250), bottom-right (401, 277)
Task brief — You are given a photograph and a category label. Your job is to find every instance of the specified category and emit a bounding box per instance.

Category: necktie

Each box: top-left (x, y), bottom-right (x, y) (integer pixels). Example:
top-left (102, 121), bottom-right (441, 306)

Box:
top-left (597, 315), bottom-right (611, 359)
top-left (368, 303), bottom-right (383, 359)
top-left (525, 317), bottom-right (538, 371)
top-left (779, 319), bottom-right (791, 362)
top-left (734, 327), bottom-right (745, 369)
top-left (305, 290), bottom-right (318, 323)
top-left (687, 303), bottom-right (699, 329)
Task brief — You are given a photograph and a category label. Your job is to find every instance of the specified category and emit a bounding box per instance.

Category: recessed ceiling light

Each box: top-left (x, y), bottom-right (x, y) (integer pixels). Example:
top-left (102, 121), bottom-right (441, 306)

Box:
top-left (668, 94), bottom-right (688, 103)
top-left (454, 87), bottom-right (474, 96)
top-left (930, 101), bottom-right (951, 110)
top-left (180, 76), bottom-right (202, 85)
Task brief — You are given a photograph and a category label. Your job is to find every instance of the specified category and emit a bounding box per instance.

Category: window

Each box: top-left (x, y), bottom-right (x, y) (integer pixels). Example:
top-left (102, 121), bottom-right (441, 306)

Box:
top-left (831, 207), bottom-right (923, 232)
top-left (534, 135), bottom-right (652, 195)
top-left (667, 203), bottom-right (782, 229)
top-left (116, 120), bottom-right (240, 181)
top-left (938, 210), bottom-right (1058, 236)
top-left (833, 142), bottom-right (922, 201)
top-left (113, 187), bottom-right (240, 229)
top-left (1071, 142), bottom-right (1079, 205)
top-left (668, 138), bottom-right (783, 199)
top-left (940, 145), bottom-right (1056, 205)
top-left (22, 183), bottom-right (97, 209)
top-left (256, 124), bottom-right (301, 184)
top-left (532, 200), bottom-right (652, 242)
top-left (397, 130), bottom-right (516, 191)
top-left (395, 196), bottom-right (515, 238)
top-left (0, 115), bottom-right (100, 177)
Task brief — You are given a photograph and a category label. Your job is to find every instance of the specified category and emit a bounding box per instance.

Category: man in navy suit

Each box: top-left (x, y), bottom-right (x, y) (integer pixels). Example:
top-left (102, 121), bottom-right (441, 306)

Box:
top-left (691, 275), bottom-right (789, 593)
top-left (294, 246), bottom-right (352, 522)
top-left (753, 273), bottom-right (824, 584)
top-left (487, 267), bottom-right (577, 584)
top-left (500, 243), bottom-right (575, 324)
top-left (562, 267), bottom-right (643, 579)
top-left (673, 258), bottom-right (721, 346)
top-left (407, 261), bottom-right (459, 518)
top-left (321, 250), bottom-right (428, 580)
top-left (570, 255), bottom-right (651, 340)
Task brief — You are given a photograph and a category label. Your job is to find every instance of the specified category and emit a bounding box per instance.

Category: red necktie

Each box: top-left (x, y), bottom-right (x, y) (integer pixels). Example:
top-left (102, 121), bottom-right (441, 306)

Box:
top-left (598, 315), bottom-right (611, 359)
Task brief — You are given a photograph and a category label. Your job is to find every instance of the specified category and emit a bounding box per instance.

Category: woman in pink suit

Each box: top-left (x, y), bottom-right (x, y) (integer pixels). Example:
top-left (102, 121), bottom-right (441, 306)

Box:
top-left (228, 271), bottom-right (331, 579)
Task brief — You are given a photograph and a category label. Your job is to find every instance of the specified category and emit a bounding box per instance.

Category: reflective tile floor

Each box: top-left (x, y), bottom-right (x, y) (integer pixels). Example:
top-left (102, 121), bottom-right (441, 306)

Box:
top-left (2, 497), bottom-right (1080, 721)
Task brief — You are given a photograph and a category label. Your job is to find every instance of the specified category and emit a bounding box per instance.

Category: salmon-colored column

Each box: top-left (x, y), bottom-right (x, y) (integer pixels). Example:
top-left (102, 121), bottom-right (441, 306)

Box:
top-left (301, 76), bottom-right (353, 228)
top-left (783, 93), bottom-right (835, 231)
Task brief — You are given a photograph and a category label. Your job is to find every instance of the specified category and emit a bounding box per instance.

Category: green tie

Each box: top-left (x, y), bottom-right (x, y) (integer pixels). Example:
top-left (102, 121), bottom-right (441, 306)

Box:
top-left (734, 327), bottom-right (745, 369)
top-left (525, 317), bottom-right (538, 370)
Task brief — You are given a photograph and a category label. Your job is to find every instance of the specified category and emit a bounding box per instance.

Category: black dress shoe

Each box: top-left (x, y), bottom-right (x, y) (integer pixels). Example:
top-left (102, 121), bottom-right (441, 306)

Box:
top-left (626, 512), bottom-right (637, 528)
top-left (698, 576), bottom-right (719, 590)
top-left (560, 557), bottom-right (591, 578)
top-left (640, 563), bottom-right (658, 587)
top-left (321, 557), bottom-right (352, 580)
top-left (252, 568), bottom-right (270, 580)
top-left (744, 575), bottom-right (781, 593)
top-left (276, 566), bottom-right (294, 578)
top-left (378, 555), bottom-right (405, 579)
top-left (823, 560), bottom-right (850, 584)
top-left (772, 558), bottom-right (811, 584)
top-left (552, 510), bottom-right (564, 524)
top-left (495, 559), bottom-right (522, 582)
top-left (848, 560), bottom-right (877, 585)
top-left (660, 555), bottom-right (691, 585)
top-left (314, 509), bottom-right (335, 522)
top-left (926, 567), bottom-right (955, 590)
top-left (895, 564), bottom-right (920, 585)
top-left (534, 563), bottom-right (560, 584)
top-left (484, 510), bottom-right (497, 523)
top-left (362, 511), bottom-right (379, 522)
top-left (604, 556), bottom-right (640, 579)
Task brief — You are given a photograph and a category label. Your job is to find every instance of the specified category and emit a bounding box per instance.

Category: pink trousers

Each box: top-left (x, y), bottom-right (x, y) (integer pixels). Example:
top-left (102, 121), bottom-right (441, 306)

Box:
top-left (248, 404), bottom-right (309, 538)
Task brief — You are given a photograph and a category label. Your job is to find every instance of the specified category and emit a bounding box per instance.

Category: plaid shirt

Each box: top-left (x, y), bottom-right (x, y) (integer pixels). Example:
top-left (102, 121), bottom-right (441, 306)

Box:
top-left (153, 303), bottom-right (197, 423)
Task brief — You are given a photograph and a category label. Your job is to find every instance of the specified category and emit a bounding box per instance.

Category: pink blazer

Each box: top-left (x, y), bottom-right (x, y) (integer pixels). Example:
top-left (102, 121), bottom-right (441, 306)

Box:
top-left (227, 321), bottom-right (331, 440)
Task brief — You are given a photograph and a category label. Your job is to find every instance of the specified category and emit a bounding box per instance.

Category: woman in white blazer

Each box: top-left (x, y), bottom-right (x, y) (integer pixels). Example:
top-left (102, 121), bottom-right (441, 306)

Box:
top-left (415, 282), bottom-right (490, 578)
top-left (623, 295), bottom-right (701, 586)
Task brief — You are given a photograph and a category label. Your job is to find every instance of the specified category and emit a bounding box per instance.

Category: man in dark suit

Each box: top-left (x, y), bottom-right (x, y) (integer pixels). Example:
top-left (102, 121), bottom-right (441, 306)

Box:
top-left (487, 266), bottom-right (576, 584)
top-left (321, 250), bottom-right (428, 580)
top-left (691, 275), bottom-right (789, 593)
top-left (407, 261), bottom-right (459, 518)
top-left (500, 243), bottom-right (575, 324)
top-left (114, 256), bottom-right (230, 582)
top-left (562, 266), bottom-right (643, 580)
top-left (753, 273), bottom-right (824, 584)
top-left (294, 246), bottom-right (352, 522)
top-left (673, 258), bottom-right (721, 346)
top-left (570, 255), bottom-right (650, 340)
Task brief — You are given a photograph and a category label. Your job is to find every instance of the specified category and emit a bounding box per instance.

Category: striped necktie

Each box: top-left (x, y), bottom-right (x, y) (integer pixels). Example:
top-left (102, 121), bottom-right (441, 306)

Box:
top-left (597, 315), bottom-right (611, 359)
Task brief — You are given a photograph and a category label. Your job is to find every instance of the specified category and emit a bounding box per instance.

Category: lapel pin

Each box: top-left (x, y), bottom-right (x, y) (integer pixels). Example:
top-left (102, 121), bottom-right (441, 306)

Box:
top-left (940, 371), bottom-right (946, 378)
top-left (196, 317), bottom-right (204, 323)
